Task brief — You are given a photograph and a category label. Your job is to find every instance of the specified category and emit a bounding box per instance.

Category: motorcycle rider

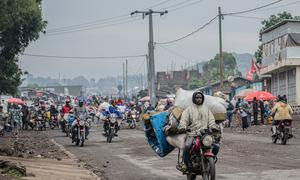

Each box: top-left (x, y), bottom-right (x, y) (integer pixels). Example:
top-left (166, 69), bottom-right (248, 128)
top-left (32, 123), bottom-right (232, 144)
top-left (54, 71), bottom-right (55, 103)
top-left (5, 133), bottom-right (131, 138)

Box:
top-left (177, 91), bottom-right (219, 172)
top-left (68, 109), bottom-right (76, 125)
top-left (50, 104), bottom-right (59, 116)
top-left (49, 104), bottom-right (59, 127)
top-left (271, 96), bottom-right (293, 137)
top-left (72, 99), bottom-right (89, 141)
top-left (103, 100), bottom-right (122, 136)
top-left (37, 104), bottom-right (47, 118)
top-left (61, 99), bottom-right (72, 115)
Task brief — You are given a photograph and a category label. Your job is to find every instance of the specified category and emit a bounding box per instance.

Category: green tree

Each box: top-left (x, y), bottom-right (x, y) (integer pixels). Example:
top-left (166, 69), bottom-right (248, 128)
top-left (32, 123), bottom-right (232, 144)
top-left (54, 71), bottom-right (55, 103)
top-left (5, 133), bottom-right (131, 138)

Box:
top-left (0, 0), bottom-right (46, 95)
top-left (187, 52), bottom-right (241, 89)
top-left (255, 12), bottom-right (300, 64)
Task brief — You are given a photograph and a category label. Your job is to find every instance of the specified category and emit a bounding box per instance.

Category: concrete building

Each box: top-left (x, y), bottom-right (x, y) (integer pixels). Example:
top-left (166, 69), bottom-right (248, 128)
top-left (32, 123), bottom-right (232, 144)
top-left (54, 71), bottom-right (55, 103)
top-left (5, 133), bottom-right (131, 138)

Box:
top-left (260, 20), bottom-right (300, 105)
top-left (157, 70), bottom-right (202, 93)
top-left (20, 85), bottom-right (83, 97)
top-left (198, 77), bottom-right (251, 97)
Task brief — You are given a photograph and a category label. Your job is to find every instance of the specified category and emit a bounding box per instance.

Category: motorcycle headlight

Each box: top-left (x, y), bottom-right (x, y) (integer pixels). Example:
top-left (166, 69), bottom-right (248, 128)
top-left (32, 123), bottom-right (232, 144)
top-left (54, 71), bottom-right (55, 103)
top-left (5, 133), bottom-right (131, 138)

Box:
top-left (110, 118), bottom-right (116, 123)
top-left (132, 115), bottom-right (136, 118)
top-left (202, 135), bottom-right (213, 147)
top-left (79, 120), bottom-right (85, 126)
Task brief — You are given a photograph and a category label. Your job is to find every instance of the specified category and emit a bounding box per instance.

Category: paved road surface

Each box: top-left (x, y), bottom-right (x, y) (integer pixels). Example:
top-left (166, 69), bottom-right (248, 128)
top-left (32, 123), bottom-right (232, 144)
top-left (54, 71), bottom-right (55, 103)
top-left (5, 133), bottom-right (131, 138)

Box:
top-left (48, 124), bottom-right (300, 180)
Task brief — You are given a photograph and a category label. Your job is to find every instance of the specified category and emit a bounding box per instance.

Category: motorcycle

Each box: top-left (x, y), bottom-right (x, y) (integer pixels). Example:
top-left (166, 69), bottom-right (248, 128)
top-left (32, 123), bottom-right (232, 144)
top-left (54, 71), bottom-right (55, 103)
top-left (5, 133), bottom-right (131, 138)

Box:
top-left (65, 121), bottom-right (71, 137)
top-left (177, 129), bottom-right (216, 180)
top-left (88, 107), bottom-right (96, 123)
top-left (36, 114), bottom-right (46, 131)
top-left (272, 120), bottom-right (293, 145)
top-left (73, 117), bottom-right (86, 147)
top-left (60, 113), bottom-right (68, 133)
top-left (124, 109), bottom-right (139, 129)
top-left (106, 113), bottom-right (118, 143)
top-left (49, 114), bottom-right (58, 129)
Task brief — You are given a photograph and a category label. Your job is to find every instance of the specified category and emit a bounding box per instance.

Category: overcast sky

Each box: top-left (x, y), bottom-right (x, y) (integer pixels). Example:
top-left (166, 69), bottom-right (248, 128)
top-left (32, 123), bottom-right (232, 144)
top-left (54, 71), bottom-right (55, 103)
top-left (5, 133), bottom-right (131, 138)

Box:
top-left (19, 0), bottom-right (300, 79)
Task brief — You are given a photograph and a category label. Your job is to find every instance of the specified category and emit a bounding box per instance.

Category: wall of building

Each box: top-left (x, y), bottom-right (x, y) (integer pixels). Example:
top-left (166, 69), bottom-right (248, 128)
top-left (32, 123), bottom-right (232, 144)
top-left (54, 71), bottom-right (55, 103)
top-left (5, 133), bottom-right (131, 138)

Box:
top-left (270, 68), bottom-right (297, 105)
top-left (262, 22), bottom-right (300, 43)
top-left (296, 67), bottom-right (300, 105)
top-left (157, 70), bottom-right (201, 92)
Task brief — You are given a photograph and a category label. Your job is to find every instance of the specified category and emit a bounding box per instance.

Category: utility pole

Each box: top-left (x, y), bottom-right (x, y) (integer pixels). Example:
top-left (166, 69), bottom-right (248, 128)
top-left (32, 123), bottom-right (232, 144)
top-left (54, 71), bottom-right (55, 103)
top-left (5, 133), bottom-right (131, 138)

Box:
top-left (125, 59), bottom-right (128, 100)
top-left (123, 62), bottom-right (125, 99)
top-left (218, 6), bottom-right (224, 92)
top-left (131, 9), bottom-right (167, 106)
top-left (146, 55), bottom-right (150, 97)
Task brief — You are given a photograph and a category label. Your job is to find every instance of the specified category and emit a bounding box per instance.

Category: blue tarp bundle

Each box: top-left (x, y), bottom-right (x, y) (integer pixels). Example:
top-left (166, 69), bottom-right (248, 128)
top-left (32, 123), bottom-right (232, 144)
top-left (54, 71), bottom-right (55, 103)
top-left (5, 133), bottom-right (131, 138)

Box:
top-left (144, 112), bottom-right (174, 157)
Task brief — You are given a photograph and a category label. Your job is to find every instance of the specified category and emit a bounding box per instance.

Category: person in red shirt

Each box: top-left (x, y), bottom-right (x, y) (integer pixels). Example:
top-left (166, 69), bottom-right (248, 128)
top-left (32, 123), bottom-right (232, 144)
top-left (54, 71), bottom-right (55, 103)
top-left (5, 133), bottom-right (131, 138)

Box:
top-left (61, 99), bottom-right (72, 114)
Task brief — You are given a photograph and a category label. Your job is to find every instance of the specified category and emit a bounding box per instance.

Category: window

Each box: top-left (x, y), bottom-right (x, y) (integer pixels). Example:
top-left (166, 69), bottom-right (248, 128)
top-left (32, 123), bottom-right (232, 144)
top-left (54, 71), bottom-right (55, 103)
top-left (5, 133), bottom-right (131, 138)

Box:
top-left (287, 69), bottom-right (296, 103)
top-left (271, 73), bottom-right (278, 96)
top-left (278, 72), bottom-right (286, 96)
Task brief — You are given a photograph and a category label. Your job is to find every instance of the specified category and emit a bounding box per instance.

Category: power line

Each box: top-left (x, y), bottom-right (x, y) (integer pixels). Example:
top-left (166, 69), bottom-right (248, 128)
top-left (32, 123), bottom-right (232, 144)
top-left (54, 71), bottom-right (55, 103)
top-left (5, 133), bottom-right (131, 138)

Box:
top-left (22, 53), bottom-right (146, 60)
top-left (155, 15), bottom-right (218, 45)
top-left (45, 17), bottom-right (142, 36)
top-left (47, 16), bottom-right (131, 33)
top-left (147, 0), bottom-right (173, 9)
top-left (168, 0), bottom-right (205, 12)
top-left (250, 0), bottom-right (300, 13)
top-left (157, 44), bottom-right (192, 62)
top-left (158, 0), bottom-right (193, 10)
top-left (46, 14), bottom-right (130, 33)
top-left (223, 0), bottom-right (283, 16)
top-left (46, 0), bottom-right (176, 33)
top-left (227, 15), bottom-right (267, 20)
top-left (133, 58), bottom-right (146, 74)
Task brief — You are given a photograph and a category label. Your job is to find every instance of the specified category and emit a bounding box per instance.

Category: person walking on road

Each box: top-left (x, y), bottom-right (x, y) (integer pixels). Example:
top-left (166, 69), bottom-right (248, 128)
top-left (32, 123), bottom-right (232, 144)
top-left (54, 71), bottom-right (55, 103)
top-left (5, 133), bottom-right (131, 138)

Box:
top-left (21, 105), bottom-right (29, 130)
top-left (239, 107), bottom-right (249, 130)
top-left (259, 100), bottom-right (265, 124)
top-left (252, 97), bottom-right (259, 125)
top-left (226, 100), bottom-right (234, 127)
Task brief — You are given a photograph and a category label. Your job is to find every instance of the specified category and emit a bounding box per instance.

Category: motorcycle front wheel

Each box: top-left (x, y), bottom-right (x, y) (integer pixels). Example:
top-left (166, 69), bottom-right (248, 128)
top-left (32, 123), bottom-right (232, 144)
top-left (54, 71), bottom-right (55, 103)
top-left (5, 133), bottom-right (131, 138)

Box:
top-left (272, 135), bottom-right (278, 144)
top-left (107, 130), bottom-right (113, 143)
top-left (130, 122), bottom-right (136, 129)
top-left (281, 129), bottom-right (288, 145)
top-left (186, 174), bottom-right (196, 180)
top-left (202, 157), bottom-right (216, 180)
top-left (81, 132), bottom-right (85, 147)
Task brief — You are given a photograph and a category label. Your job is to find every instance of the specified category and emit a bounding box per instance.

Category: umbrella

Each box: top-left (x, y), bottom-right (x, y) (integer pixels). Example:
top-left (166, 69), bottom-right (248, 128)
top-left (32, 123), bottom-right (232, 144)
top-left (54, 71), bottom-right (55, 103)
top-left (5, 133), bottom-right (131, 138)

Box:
top-left (6, 98), bottom-right (24, 104)
top-left (234, 89), bottom-right (257, 99)
top-left (244, 91), bottom-right (276, 101)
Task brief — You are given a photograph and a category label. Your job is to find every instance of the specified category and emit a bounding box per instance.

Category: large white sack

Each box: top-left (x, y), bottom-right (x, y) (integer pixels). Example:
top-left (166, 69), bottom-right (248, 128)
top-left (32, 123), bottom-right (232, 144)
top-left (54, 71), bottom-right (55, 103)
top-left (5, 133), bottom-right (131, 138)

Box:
top-left (174, 88), bottom-right (227, 119)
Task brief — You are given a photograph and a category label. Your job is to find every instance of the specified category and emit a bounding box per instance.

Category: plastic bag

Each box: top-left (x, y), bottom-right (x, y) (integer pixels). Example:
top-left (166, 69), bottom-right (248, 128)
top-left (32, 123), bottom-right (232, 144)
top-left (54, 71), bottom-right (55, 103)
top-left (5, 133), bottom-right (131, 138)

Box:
top-left (144, 112), bottom-right (174, 157)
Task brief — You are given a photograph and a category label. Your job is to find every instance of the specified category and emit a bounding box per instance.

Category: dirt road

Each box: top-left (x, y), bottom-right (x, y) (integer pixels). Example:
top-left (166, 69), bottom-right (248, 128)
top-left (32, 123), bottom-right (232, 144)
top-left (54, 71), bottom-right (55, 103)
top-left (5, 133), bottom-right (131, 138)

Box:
top-left (48, 122), bottom-right (300, 180)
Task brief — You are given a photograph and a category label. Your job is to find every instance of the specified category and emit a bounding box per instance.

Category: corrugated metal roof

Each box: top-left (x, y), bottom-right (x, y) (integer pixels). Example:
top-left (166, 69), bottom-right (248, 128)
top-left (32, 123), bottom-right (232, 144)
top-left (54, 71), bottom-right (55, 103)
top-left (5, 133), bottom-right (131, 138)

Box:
top-left (261, 19), bottom-right (300, 34)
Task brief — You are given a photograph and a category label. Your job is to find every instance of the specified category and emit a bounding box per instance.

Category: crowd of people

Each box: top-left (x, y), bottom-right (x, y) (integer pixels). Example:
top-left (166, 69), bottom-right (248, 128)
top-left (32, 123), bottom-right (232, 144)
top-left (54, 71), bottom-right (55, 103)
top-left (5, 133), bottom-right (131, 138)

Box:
top-left (0, 91), bottom-right (295, 177)
top-left (226, 94), bottom-right (292, 131)
top-left (0, 94), bottom-right (175, 138)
